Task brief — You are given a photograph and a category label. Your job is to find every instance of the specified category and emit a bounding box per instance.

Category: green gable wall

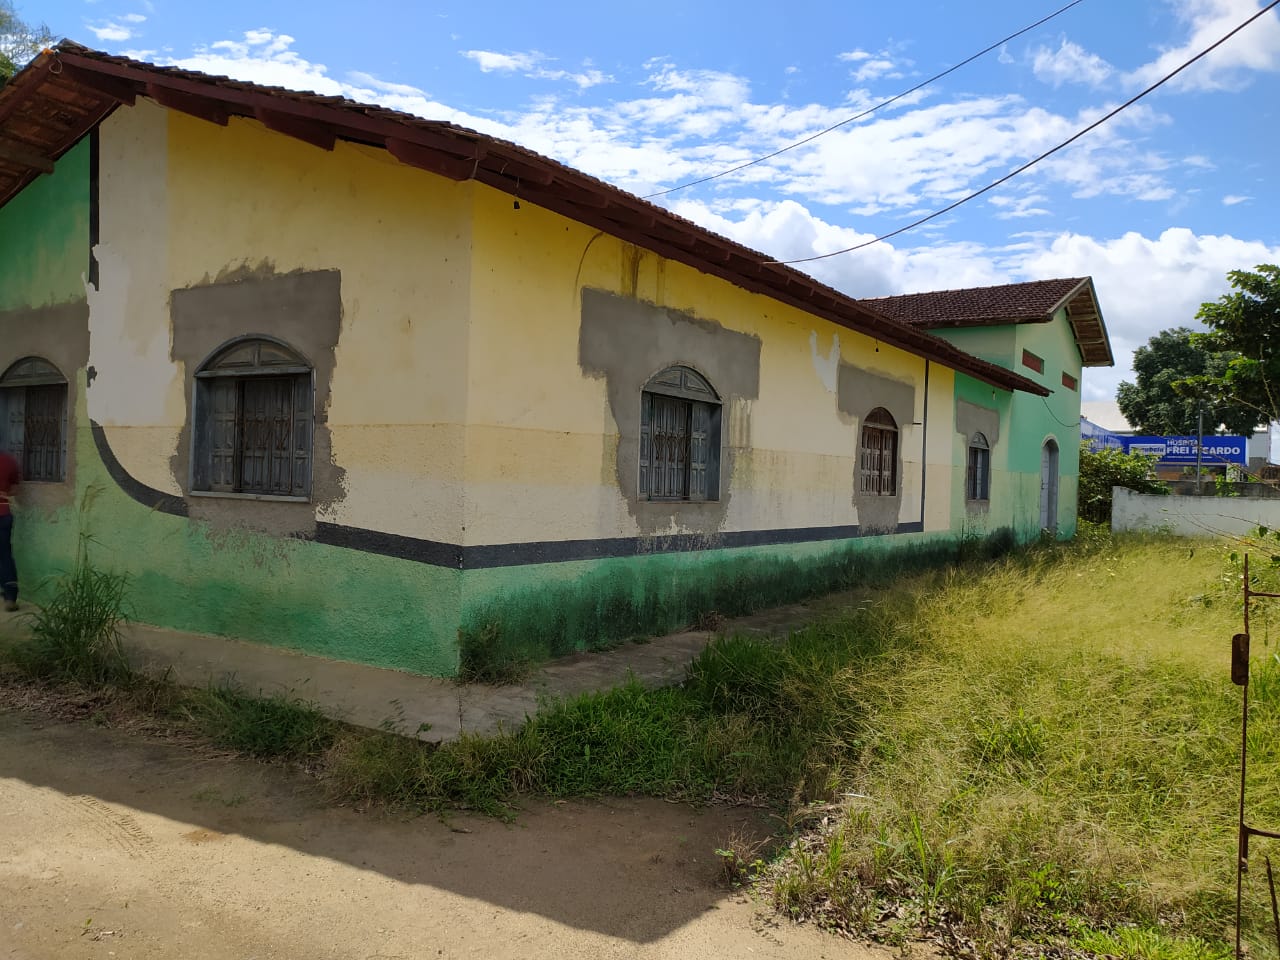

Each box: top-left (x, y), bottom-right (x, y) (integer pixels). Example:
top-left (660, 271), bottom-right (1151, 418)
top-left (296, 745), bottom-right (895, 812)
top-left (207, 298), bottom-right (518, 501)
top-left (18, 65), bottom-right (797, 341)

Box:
top-left (0, 139), bottom-right (90, 312)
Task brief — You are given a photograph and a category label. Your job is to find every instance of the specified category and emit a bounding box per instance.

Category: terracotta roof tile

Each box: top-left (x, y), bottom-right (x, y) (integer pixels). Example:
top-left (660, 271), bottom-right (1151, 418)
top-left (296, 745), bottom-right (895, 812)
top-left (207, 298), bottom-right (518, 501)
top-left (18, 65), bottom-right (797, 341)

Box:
top-left (862, 278), bottom-right (1088, 327)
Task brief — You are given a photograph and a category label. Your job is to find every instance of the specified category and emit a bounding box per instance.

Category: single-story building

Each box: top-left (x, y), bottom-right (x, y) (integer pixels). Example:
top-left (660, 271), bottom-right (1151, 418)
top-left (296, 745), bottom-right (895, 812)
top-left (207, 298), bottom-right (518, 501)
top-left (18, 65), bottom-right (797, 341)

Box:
top-left (0, 44), bottom-right (1112, 678)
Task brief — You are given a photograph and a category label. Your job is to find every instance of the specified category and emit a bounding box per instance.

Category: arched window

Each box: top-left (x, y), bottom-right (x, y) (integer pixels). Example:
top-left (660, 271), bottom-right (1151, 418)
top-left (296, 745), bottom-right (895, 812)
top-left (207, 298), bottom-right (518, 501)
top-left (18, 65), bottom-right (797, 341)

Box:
top-left (192, 337), bottom-right (313, 498)
top-left (0, 357), bottom-right (68, 482)
top-left (967, 432), bottom-right (991, 502)
top-left (858, 407), bottom-right (897, 496)
top-left (639, 365), bottom-right (721, 501)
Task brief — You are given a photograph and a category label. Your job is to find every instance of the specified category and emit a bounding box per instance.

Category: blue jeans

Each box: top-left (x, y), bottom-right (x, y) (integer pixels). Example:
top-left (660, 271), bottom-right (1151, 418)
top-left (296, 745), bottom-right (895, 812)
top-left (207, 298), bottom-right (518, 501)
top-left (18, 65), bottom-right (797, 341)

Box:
top-left (0, 514), bottom-right (16, 604)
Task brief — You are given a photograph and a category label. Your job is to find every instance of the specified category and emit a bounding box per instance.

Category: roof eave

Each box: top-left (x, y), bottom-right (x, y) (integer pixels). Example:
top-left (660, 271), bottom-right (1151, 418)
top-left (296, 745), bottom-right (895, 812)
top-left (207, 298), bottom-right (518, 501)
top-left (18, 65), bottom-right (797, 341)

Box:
top-left (1, 43), bottom-right (1049, 397)
top-left (1055, 279), bottom-right (1114, 368)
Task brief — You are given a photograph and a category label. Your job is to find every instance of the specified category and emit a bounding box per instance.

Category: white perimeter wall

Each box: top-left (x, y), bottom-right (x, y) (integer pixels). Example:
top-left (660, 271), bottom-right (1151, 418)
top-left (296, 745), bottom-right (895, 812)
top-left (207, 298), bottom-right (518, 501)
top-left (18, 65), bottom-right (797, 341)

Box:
top-left (1112, 487), bottom-right (1280, 537)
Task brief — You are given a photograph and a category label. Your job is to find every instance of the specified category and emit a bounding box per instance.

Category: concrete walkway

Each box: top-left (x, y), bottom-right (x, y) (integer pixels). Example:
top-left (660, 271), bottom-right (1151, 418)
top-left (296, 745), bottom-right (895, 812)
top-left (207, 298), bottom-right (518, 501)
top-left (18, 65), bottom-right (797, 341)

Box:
top-left (115, 598), bottom-right (830, 742)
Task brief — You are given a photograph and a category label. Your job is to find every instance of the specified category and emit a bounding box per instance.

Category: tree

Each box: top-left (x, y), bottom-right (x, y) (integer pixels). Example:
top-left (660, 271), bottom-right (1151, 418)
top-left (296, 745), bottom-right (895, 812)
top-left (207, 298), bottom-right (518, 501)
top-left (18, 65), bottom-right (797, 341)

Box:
top-left (0, 2), bottom-right (53, 85)
top-left (1115, 327), bottom-right (1257, 435)
top-left (1189, 264), bottom-right (1280, 428)
top-left (1078, 441), bottom-right (1166, 524)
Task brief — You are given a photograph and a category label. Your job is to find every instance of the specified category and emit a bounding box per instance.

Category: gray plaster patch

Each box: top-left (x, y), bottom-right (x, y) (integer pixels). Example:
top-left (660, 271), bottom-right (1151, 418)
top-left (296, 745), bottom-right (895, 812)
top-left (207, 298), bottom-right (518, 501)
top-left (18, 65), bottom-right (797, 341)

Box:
top-left (170, 267), bottom-right (344, 538)
top-left (837, 363), bottom-right (916, 533)
top-left (0, 299), bottom-right (91, 509)
top-left (956, 399), bottom-right (1000, 515)
top-left (578, 288), bottom-right (761, 535)
top-left (955, 399), bottom-right (1000, 447)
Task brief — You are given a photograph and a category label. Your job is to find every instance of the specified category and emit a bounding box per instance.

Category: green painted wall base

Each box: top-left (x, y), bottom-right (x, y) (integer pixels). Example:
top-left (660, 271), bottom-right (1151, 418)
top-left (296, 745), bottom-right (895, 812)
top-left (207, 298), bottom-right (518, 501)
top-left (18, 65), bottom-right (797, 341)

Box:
top-left (11, 377), bottom-right (1030, 681)
top-left (457, 528), bottom-right (1018, 681)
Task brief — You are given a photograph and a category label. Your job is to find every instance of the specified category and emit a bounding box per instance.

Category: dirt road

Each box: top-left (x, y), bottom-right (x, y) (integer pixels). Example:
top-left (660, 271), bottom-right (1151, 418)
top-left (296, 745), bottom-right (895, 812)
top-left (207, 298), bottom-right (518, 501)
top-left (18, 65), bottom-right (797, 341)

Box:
top-left (0, 709), bottom-right (892, 960)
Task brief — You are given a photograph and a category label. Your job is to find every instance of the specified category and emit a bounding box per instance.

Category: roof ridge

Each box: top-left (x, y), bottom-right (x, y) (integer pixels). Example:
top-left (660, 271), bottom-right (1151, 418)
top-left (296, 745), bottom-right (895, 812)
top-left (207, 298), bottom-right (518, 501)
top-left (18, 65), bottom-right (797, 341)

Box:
top-left (862, 276), bottom-right (1087, 301)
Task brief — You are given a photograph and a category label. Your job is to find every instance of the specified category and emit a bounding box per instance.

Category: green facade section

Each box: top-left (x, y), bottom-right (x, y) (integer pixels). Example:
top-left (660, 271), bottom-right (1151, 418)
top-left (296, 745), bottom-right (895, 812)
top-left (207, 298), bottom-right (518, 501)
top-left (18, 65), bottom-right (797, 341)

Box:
top-left (950, 373), bottom-right (1017, 540)
top-left (940, 313), bottom-right (1083, 540)
top-left (14, 385), bottom-right (462, 676)
top-left (0, 139), bottom-right (90, 312)
top-left (456, 531), bottom-right (1007, 680)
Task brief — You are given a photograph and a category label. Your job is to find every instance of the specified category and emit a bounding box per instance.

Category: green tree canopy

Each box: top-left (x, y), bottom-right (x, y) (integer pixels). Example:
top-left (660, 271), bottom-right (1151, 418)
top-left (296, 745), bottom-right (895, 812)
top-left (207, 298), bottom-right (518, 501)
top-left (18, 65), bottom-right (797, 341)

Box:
top-left (1115, 326), bottom-right (1257, 435)
top-left (1078, 441), bottom-right (1165, 524)
top-left (1188, 264), bottom-right (1280, 428)
top-left (0, 2), bottom-right (53, 85)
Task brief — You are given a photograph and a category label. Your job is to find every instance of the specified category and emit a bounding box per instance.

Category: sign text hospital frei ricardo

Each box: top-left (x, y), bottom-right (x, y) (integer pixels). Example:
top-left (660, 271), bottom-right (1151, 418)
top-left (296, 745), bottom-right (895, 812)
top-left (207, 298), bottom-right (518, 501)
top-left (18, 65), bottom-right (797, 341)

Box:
top-left (1121, 435), bottom-right (1248, 466)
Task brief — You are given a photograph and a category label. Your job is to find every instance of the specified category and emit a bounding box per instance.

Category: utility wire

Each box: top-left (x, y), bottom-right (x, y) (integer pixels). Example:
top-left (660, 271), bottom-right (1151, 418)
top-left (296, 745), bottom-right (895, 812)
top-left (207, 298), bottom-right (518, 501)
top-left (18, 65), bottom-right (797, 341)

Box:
top-left (642, 0), bottom-right (1087, 200)
top-left (772, 0), bottom-right (1280, 265)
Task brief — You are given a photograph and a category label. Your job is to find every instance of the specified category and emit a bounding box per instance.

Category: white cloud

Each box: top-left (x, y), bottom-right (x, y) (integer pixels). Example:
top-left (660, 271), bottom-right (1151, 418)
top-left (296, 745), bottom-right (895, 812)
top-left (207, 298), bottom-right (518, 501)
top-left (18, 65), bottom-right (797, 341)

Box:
top-left (121, 13), bottom-right (147, 24)
top-left (1223, 193), bottom-right (1253, 204)
top-left (461, 49), bottom-right (612, 89)
top-left (838, 47), bottom-right (905, 83)
top-left (1018, 227), bottom-right (1280, 399)
top-left (153, 31), bottom-right (489, 127)
top-left (87, 21), bottom-right (137, 42)
top-left (988, 192), bottom-right (1052, 219)
top-left (1031, 39), bottom-right (1115, 87)
top-left (1126, 0), bottom-right (1280, 92)
top-left (462, 49), bottom-right (542, 73)
top-left (661, 196), bottom-right (1280, 403)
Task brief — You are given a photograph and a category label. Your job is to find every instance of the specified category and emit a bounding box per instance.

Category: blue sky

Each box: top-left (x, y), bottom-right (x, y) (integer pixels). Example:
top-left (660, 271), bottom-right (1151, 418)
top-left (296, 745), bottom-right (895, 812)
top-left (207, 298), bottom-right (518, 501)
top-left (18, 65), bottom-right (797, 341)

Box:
top-left (16, 0), bottom-right (1280, 412)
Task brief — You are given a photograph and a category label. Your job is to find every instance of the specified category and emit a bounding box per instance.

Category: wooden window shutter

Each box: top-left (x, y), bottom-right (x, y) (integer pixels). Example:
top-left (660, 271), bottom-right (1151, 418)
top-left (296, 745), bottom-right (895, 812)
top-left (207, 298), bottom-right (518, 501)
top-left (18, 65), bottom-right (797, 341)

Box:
top-left (292, 374), bottom-right (311, 497)
top-left (639, 392), bottom-right (652, 498)
top-left (689, 400), bottom-right (710, 501)
top-left (208, 378), bottom-right (238, 492)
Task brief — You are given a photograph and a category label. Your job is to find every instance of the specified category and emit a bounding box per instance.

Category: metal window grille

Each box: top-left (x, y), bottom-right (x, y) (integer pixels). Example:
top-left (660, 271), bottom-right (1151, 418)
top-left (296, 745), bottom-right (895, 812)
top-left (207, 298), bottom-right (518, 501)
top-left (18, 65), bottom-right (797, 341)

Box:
top-left (0, 358), bottom-right (68, 483)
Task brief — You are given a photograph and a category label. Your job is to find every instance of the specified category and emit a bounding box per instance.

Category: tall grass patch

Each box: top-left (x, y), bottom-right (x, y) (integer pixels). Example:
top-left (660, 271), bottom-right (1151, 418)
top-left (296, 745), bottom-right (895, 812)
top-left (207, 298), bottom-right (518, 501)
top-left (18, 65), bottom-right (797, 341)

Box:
top-left (8, 488), bottom-right (132, 686)
top-left (765, 535), bottom-right (1276, 955)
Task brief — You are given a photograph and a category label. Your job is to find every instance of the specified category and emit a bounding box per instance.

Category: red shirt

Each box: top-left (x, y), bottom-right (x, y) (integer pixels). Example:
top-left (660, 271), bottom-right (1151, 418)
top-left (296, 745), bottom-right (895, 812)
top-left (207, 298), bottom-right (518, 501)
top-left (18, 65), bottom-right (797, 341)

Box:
top-left (0, 452), bottom-right (20, 518)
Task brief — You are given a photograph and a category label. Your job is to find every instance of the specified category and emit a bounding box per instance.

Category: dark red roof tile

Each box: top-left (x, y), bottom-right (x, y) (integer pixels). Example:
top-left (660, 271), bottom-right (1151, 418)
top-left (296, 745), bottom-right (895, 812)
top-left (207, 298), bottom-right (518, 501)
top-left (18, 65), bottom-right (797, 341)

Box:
top-left (863, 278), bottom-right (1088, 327)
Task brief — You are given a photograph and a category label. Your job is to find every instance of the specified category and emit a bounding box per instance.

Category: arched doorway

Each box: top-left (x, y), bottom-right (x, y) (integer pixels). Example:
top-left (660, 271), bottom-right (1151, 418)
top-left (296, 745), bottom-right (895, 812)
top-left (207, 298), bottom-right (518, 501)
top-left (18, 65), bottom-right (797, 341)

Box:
top-left (1039, 439), bottom-right (1060, 532)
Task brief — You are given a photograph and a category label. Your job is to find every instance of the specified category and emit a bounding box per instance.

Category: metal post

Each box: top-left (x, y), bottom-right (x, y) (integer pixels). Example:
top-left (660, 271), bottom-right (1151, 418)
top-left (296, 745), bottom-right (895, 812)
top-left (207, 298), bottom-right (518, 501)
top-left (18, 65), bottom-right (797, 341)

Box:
top-left (1198, 404), bottom-right (1205, 495)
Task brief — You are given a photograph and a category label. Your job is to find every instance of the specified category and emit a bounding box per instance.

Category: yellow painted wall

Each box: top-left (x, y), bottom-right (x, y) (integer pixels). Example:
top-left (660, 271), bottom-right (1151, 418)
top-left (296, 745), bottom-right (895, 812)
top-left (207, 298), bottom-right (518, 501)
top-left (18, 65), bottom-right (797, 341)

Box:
top-left (463, 182), bottom-right (959, 545)
top-left (90, 99), bottom-right (1002, 553)
top-left (94, 101), bottom-right (477, 543)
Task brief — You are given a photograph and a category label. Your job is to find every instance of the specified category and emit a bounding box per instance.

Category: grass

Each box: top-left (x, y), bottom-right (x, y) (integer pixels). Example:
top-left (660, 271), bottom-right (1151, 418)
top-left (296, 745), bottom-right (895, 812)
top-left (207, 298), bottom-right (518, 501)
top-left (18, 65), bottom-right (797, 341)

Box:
top-left (180, 684), bottom-right (338, 759)
top-left (758, 533), bottom-right (1277, 957)
top-left (10, 495), bottom-right (132, 686)
top-left (3, 523), bottom-right (1275, 957)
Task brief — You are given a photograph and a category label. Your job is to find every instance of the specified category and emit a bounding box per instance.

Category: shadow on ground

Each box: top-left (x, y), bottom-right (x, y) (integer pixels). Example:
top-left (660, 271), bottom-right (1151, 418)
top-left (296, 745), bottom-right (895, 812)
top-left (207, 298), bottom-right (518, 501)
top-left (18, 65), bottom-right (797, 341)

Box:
top-left (0, 708), bottom-right (777, 946)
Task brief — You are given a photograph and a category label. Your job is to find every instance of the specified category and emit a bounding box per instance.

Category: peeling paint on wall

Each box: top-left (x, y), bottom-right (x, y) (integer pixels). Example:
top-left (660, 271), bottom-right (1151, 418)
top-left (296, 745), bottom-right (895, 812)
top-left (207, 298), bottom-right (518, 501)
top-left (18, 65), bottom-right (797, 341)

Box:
top-left (809, 331), bottom-right (839, 394)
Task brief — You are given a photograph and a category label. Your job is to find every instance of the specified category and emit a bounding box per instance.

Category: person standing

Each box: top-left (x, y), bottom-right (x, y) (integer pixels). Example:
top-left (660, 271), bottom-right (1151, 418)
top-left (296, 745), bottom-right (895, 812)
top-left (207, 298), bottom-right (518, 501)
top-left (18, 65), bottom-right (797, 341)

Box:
top-left (0, 450), bottom-right (20, 612)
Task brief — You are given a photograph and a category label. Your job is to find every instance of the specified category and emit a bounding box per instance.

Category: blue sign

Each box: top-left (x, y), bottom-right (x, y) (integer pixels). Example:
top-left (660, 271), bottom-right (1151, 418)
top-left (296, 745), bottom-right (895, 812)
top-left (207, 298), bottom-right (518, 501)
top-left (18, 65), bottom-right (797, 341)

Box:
top-left (1121, 435), bottom-right (1247, 466)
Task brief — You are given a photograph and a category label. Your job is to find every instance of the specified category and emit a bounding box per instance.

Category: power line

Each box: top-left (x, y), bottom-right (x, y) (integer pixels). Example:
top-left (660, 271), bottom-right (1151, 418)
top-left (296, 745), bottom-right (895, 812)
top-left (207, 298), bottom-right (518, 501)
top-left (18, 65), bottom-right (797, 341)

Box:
top-left (772, 0), bottom-right (1280, 265)
top-left (642, 0), bottom-right (1087, 201)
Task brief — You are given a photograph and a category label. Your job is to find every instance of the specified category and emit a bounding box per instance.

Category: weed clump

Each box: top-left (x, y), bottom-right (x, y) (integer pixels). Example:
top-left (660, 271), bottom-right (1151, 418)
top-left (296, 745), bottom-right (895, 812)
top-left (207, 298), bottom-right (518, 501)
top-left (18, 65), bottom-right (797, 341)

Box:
top-left (183, 684), bottom-right (338, 759)
top-left (10, 488), bottom-right (131, 686)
